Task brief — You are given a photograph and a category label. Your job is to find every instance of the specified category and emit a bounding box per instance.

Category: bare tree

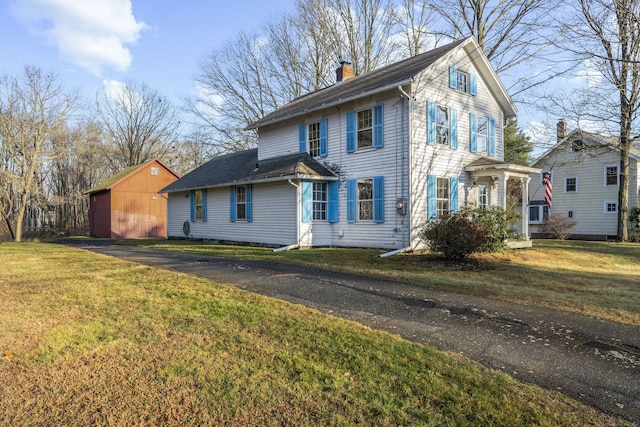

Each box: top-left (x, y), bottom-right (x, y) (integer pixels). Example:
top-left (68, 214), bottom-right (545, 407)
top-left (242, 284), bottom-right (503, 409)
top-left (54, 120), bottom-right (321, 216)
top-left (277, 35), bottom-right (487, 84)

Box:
top-left (559, 0), bottom-right (640, 241)
top-left (95, 80), bottom-right (180, 170)
top-left (392, 0), bottom-right (442, 57)
top-left (0, 66), bottom-right (77, 242)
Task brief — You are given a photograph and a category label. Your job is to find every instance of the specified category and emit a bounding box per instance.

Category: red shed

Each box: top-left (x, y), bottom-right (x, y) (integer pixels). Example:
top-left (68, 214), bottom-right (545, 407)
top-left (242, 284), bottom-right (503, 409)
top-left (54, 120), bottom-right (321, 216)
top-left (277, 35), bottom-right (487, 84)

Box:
top-left (86, 159), bottom-right (179, 238)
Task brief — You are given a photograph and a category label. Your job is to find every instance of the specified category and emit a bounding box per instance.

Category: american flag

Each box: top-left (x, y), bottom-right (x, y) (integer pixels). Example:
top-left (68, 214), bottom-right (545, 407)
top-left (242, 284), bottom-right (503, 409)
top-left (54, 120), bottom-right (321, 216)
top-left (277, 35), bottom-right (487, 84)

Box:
top-left (542, 171), bottom-right (552, 209)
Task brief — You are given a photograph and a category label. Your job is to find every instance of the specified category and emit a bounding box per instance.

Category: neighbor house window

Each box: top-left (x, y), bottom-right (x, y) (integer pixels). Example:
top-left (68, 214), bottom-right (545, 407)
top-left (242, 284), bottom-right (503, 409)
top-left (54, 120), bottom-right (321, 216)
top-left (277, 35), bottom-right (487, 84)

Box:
top-left (436, 104), bottom-right (449, 145)
top-left (308, 122), bottom-right (321, 157)
top-left (571, 139), bottom-right (585, 152)
top-left (605, 165), bottom-right (619, 186)
top-left (313, 182), bottom-right (327, 220)
top-left (236, 186), bottom-right (247, 220)
top-left (605, 201), bottom-right (618, 213)
top-left (437, 177), bottom-right (450, 217)
top-left (190, 189), bottom-right (207, 222)
top-left (565, 177), bottom-right (577, 192)
top-left (477, 116), bottom-right (488, 152)
top-left (151, 166), bottom-right (159, 176)
top-left (478, 184), bottom-right (488, 208)
top-left (358, 179), bottom-right (373, 220)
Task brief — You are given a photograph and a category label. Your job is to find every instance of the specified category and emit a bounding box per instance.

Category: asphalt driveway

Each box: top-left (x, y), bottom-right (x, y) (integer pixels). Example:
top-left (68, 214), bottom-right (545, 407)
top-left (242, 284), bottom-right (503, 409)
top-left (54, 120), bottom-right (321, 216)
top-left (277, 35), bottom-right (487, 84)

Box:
top-left (60, 240), bottom-right (640, 424)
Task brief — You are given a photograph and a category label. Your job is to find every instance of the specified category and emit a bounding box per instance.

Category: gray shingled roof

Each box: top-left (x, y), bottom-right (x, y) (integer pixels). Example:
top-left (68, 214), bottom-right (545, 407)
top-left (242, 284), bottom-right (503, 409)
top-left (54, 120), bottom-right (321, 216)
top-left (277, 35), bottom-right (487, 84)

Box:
top-left (161, 149), bottom-right (337, 193)
top-left (247, 38), bottom-right (468, 130)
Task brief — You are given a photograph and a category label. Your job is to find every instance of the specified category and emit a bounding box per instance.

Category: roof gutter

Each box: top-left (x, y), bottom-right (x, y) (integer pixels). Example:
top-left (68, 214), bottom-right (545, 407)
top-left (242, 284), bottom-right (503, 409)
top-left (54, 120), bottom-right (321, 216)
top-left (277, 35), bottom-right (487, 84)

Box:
top-left (247, 78), bottom-right (414, 130)
top-left (163, 174), bottom-right (339, 194)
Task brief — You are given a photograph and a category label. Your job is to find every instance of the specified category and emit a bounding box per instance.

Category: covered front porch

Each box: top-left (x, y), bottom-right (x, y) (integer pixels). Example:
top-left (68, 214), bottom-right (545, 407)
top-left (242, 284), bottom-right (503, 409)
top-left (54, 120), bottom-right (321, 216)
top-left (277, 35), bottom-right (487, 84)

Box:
top-left (465, 158), bottom-right (541, 247)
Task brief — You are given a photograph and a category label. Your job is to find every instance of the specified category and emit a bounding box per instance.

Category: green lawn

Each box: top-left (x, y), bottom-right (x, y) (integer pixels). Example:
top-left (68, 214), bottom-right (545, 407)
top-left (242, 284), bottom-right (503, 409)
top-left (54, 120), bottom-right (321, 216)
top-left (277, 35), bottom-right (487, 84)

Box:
top-left (123, 238), bottom-right (640, 326)
top-left (0, 242), bottom-right (630, 426)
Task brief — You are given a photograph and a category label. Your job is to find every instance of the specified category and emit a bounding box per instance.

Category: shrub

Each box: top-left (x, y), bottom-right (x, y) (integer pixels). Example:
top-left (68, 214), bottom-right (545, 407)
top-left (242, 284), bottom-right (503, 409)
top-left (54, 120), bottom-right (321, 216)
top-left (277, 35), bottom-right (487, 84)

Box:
top-left (471, 206), bottom-right (522, 251)
top-left (630, 207), bottom-right (640, 230)
top-left (419, 211), bottom-right (491, 259)
top-left (541, 214), bottom-right (576, 240)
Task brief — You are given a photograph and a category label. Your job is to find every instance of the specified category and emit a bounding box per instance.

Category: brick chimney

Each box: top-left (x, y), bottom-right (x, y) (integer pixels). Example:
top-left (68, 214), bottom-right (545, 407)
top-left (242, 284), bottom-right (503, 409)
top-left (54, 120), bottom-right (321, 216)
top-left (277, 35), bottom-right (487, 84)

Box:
top-left (557, 119), bottom-right (567, 142)
top-left (336, 60), bottom-right (355, 83)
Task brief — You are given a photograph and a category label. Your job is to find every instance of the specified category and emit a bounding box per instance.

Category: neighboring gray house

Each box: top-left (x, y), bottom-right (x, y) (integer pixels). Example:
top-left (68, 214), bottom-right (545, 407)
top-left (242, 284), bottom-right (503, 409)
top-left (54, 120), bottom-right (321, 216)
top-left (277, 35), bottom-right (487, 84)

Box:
top-left (162, 37), bottom-right (539, 250)
top-left (530, 122), bottom-right (640, 240)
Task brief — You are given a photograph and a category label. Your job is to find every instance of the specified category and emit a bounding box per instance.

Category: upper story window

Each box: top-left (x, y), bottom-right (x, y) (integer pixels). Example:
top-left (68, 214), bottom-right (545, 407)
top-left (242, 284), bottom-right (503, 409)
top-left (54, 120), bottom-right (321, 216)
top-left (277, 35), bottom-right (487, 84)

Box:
top-left (299, 119), bottom-right (327, 157)
top-left (477, 116), bottom-right (488, 152)
top-left (308, 122), bottom-right (321, 157)
top-left (151, 166), bottom-right (159, 176)
top-left (449, 66), bottom-right (477, 95)
top-left (346, 104), bottom-right (384, 153)
top-left (435, 104), bottom-right (449, 145)
top-left (357, 108), bottom-right (373, 149)
top-left (565, 177), bottom-right (577, 192)
top-left (605, 165), bottom-right (619, 186)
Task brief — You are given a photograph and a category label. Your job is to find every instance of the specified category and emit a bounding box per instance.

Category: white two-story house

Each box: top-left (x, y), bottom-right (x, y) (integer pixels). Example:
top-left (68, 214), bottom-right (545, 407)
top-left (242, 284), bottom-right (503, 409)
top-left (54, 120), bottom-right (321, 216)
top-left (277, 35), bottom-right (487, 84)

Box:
top-left (530, 121), bottom-right (640, 240)
top-left (162, 37), bottom-right (539, 250)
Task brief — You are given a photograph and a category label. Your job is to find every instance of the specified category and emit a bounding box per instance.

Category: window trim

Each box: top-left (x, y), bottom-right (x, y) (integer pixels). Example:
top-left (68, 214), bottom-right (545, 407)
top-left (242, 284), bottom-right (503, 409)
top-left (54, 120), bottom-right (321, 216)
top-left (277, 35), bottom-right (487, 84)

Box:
top-left (476, 115), bottom-right (488, 153)
top-left (356, 108), bottom-right (373, 149)
top-left (604, 165), bottom-right (619, 186)
top-left (190, 189), bottom-right (207, 222)
top-left (477, 184), bottom-right (488, 208)
top-left (308, 121), bottom-right (321, 157)
top-left (312, 181), bottom-right (328, 221)
top-left (604, 200), bottom-right (618, 214)
top-left (435, 104), bottom-right (449, 146)
top-left (565, 176), bottom-right (577, 193)
top-left (436, 177), bottom-right (450, 218)
top-left (357, 179), bottom-right (374, 221)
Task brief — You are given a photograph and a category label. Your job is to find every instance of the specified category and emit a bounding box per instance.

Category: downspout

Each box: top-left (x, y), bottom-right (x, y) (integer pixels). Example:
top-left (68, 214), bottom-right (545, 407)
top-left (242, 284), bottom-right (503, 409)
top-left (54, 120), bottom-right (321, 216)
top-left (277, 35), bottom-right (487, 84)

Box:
top-left (287, 179), bottom-right (301, 249)
top-left (398, 85), bottom-right (413, 249)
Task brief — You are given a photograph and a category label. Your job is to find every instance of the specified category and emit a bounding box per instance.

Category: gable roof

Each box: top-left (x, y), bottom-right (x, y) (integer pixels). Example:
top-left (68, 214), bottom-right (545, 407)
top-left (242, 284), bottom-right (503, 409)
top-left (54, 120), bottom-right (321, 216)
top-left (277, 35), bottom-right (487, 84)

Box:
top-left (531, 130), bottom-right (640, 166)
top-left (85, 159), bottom-right (179, 195)
top-left (161, 149), bottom-right (337, 193)
top-left (247, 37), bottom-right (516, 130)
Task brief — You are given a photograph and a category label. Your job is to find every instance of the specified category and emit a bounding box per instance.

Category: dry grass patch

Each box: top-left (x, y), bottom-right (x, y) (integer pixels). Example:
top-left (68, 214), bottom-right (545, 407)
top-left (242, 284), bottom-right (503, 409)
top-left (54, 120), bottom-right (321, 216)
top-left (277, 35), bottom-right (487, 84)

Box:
top-left (125, 239), bottom-right (640, 326)
top-left (0, 242), bottom-right (632, 426)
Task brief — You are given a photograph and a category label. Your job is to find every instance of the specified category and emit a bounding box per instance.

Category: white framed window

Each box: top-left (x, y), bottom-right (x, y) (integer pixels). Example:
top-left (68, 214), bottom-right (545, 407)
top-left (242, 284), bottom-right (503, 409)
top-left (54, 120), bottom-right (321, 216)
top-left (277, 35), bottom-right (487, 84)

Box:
top-left (436, 104), bottom-right (449, 145)
top-left (477, 184), bottom-right (488, 208)
top-left (358, 179), bottom-right (373, 220)
top-left (193, 190), bottom-right (205, 221)
top-left (604, 201), bottom-right (618, 214)
top-left (457, 71), bottom-right (468, 93)
top-left (529, 204), bottom-right (549, 224)
top-left (308, 121), bottom-right (321, 157)
top-left (436, 177), bottom-right (450, 217)
top-left (605, 165), bottom-right (619, 186)
top-left (476, 116), bottom-right (488, 152)
top-left (565, 177), bottom-right (577, 192)
top-left (357, 108), bottom-right (373, 148)
top-left (151, 166), bottom-right (159, 176)
top-left (313, 182), bottom-right (327, 220)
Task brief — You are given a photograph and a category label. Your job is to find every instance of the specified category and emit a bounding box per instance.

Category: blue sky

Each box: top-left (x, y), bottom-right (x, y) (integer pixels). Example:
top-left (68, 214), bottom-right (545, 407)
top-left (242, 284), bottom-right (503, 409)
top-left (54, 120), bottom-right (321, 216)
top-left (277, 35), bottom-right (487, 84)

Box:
top-left (1, 0), bottom-right (294, 103)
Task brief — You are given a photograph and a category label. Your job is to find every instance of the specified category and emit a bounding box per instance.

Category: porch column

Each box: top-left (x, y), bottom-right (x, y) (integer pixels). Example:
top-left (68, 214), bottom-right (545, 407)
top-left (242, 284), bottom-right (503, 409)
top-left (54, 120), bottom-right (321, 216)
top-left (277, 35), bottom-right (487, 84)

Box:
top-left (499, 173), bottom-right (509, 209)
top-left (520, 177), bottom-right (530, 240)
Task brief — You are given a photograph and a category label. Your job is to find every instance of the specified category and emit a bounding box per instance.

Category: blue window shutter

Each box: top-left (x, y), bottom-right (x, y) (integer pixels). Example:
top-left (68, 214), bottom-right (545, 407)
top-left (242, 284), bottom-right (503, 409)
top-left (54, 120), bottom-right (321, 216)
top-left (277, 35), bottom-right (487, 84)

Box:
top-left (202, 189), bottom-right (207, 221)
top-left (190, 190), bottom-right (195, 221)
top-left (346, 111), bottom-right (356, 153)
top-left (299, 124), bottom-right (306, 153)
top-left (488, 117), bottom-right (496, 156)
top-left (450, 177), bottom-right (459, 213)
top-left (450, 107), bottom-right (458, 150)
top-left (229, 186), bottom-right (237, 222)
top-left (320, 118), bottom-right (328, 157)
top-left (427, 175), bottom-right (437, 220)
top-left (470, 74), bottom-right (477, 96)
top-left (469, 112), bottom-right (477, 153)
top-left (427, 101), bottom-right (436, 146)
top-left (449, 66), bottom-right (457, 89)
top-left (302, 180), bottom-right (312, 223)
top-left (373, 104), bottom-right (384, 148)
top-left (246, 184), bottom-right (253, 222)
top-left (328, 181), bottom-right (338, 223)
top-left (347, 179), bottom-right (357, 223)
top-left (373, 176), bottom-right (384, 223)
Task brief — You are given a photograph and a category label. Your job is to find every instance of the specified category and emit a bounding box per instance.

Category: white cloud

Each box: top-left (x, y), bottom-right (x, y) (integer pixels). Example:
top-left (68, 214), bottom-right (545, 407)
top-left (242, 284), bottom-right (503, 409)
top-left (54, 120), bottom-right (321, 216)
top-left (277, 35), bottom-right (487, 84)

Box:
top-left (102, 79), bottom-right (128, 100)
top-left (11, 0), bottom-right (147, 75)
